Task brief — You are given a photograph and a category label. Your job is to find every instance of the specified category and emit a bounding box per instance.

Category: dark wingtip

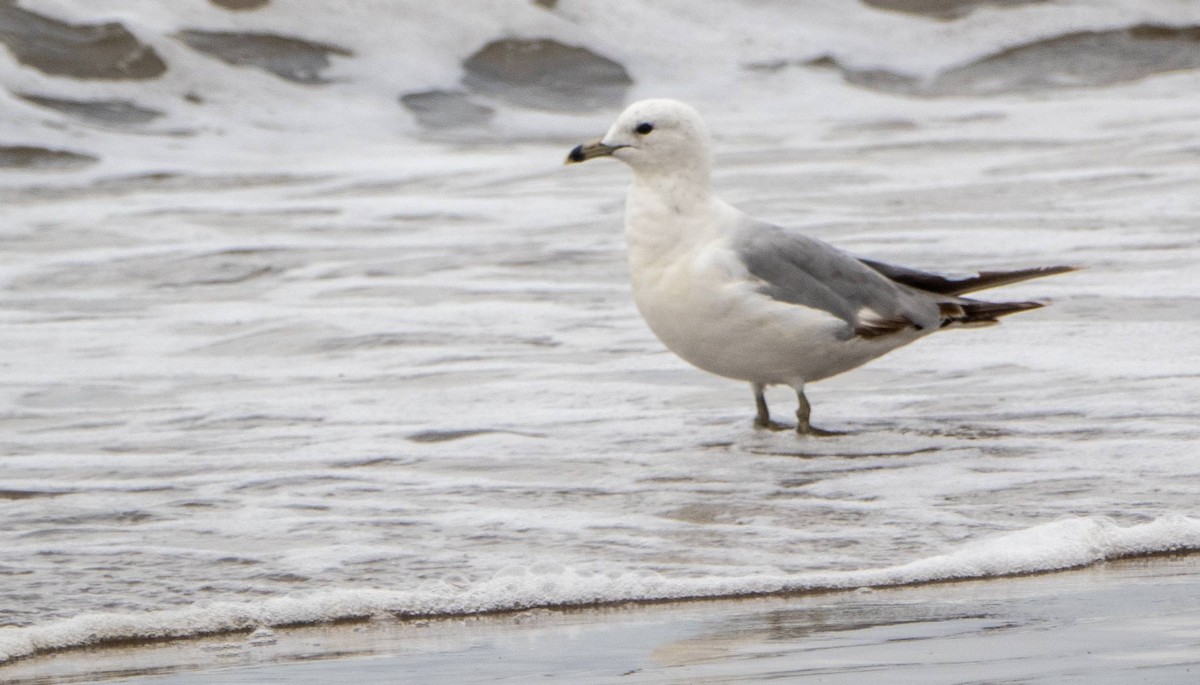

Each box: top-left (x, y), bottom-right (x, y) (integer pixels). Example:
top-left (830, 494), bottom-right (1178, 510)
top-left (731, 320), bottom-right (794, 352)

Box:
top-left (861, 260), bottom-right (1082, 297)
top-left (565, 144), bottom-right (585, 164)
top-left (1035, 265), bottom-right (1083, 277)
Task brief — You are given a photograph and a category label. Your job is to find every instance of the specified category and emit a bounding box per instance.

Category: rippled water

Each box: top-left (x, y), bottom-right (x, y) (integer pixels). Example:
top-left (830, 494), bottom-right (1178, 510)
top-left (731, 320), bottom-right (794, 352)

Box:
top-left (2, 0), bottom-right (1200, 666)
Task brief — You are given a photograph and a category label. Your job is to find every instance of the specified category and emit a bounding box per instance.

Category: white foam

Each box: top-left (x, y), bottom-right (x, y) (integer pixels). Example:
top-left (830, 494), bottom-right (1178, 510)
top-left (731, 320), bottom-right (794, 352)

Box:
top-left (2, 515), bottom-right (1197, 663)
top-left (5, 0), bottom-right (1200, 178)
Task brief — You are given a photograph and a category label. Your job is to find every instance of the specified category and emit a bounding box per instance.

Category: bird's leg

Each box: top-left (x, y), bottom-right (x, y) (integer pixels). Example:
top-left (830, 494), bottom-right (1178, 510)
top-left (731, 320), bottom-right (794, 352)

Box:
top-left (795, 387), bottom-right (841, 437)
top-left (752, 383), bottom-right (788, 431)
top-left (753, 383), bottom-right (770, 426)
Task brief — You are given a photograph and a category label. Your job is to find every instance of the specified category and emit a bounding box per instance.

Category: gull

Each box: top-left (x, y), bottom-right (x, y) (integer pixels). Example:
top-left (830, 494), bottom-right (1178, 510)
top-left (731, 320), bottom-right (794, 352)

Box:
top-left (566, 99), bottom-right (1074, 435)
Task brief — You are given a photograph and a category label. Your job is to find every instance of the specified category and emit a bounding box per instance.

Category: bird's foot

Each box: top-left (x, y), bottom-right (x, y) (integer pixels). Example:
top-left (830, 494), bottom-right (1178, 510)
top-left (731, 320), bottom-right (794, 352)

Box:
top-left (754, 418), bottom-right (792, 432)
top-left (796, 423), bottom-right (845, 437)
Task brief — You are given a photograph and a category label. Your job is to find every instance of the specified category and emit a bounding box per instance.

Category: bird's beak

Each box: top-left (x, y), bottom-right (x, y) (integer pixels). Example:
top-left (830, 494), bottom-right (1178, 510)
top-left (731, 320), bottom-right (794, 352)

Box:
top-left (565, 139), bottom-right (623, 164)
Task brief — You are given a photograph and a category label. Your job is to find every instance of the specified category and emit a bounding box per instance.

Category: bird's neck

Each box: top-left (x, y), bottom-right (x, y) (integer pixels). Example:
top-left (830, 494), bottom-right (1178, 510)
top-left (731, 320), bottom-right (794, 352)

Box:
top-left (629, 163), bottom-right (713, 213)
top-left (627, 164), bottom-right (714, 228)
top-left (624, 169), bottom-right (719, 266)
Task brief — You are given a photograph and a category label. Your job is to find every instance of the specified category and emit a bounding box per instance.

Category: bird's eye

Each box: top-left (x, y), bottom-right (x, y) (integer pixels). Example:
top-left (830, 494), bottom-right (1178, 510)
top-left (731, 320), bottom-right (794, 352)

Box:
top-left (635, 122), bottom-right (654, 135)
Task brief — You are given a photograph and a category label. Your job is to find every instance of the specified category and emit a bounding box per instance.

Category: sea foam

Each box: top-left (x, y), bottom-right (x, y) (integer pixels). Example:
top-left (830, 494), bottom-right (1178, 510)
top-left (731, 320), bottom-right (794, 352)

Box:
top-left (3, 515), bottom-right (1197, 664)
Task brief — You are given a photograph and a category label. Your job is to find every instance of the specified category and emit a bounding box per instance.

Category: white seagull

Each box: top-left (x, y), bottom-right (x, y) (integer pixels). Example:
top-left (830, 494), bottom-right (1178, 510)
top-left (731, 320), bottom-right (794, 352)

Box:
top-left (566, 99), bottom-right (1074, 435)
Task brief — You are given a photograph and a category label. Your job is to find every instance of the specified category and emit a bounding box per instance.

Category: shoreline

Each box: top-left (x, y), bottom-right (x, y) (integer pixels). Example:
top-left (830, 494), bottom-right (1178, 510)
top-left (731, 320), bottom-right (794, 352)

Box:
top-left (5, 553), bottom-right (1200, 684)
top-left (4, 520), bottom-right (1198, 671)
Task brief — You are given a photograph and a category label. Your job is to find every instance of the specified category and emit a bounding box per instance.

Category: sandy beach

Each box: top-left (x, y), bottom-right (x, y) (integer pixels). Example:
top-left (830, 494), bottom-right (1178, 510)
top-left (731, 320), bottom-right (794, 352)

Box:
top-left (3, 554), bottom-right (1196, 683)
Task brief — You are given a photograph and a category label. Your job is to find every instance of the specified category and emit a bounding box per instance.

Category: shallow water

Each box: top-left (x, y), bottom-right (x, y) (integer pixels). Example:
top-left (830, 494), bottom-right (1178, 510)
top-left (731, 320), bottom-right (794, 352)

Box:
top-left (2, 0), bottom-right (1200, 668)
top-left (58, 555), bottom-right (1200, 684)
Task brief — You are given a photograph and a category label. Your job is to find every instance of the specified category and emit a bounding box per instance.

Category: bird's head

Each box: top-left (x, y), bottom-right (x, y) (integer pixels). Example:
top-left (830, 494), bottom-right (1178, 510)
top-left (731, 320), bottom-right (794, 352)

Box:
top-left (566, 99), bottom-right (713, 177)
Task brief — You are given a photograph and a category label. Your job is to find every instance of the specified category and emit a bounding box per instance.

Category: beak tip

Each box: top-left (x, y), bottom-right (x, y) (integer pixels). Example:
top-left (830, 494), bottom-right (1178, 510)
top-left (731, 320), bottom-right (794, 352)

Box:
top-left (565, 144), bottom-right (586, 165)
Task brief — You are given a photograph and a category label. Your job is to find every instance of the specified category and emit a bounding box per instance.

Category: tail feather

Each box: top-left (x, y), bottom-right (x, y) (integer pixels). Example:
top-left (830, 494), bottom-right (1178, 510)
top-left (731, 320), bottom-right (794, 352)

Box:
top-left (939, 299), bottom-right (1046, 328)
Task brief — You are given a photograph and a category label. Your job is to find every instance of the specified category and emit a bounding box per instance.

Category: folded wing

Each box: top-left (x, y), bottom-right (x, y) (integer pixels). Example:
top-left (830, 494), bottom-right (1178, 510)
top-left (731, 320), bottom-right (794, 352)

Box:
top-left (732, 219), bottom-right (942, 339)
top-left (732, 218), bottom-right (1077, 340)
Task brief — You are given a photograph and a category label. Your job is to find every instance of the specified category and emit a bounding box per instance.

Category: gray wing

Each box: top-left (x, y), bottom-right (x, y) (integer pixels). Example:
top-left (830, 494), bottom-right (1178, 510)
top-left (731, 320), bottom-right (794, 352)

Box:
top-left (731, 218), bottom-right (941, 338)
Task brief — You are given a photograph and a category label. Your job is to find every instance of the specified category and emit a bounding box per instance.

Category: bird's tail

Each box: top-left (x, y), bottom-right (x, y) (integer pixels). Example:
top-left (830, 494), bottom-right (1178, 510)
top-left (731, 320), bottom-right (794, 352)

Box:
top-left (938, 299), bottom-right (1046, 328)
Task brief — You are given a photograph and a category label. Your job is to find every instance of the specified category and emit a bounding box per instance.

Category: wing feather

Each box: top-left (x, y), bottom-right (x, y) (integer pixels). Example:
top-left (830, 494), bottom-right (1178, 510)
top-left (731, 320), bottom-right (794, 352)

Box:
top-left (731, 218), bottom-right (939, 339)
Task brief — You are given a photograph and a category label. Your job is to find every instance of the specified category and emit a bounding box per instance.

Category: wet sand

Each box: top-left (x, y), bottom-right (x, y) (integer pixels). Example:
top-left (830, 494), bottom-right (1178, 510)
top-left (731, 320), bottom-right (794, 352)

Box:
top-left (5, 554), bottom-right (1198, 684)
